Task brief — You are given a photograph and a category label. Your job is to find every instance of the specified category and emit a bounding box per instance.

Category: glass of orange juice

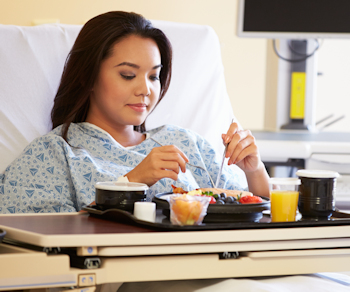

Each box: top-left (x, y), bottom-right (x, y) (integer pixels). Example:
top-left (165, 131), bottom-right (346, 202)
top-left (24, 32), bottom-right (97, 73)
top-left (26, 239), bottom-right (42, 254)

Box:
top-left (269, 178), bottom-right (301, 222)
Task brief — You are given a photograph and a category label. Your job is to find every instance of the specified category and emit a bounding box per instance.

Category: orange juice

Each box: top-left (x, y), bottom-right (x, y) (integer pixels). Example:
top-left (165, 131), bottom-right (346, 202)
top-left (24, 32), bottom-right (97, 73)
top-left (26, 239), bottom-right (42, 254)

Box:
top-left (270, 190), bottom-right (299, 222)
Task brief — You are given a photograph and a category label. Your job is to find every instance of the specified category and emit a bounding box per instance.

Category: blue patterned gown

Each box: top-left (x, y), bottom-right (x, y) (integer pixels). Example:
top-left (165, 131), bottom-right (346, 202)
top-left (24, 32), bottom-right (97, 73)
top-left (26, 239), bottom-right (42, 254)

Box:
top-left (0, 123), bottom-right (248, 213)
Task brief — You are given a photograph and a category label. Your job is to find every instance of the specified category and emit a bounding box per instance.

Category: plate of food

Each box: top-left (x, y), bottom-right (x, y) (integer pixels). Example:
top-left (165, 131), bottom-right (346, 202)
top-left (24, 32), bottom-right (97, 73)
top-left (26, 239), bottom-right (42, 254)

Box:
top-left (152, 186), bottom-right (270, 223)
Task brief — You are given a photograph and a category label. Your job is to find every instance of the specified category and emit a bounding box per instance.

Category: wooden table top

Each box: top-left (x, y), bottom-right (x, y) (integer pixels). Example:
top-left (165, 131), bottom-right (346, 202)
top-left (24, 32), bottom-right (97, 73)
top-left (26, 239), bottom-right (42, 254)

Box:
top-left (0, 212), bottom-right (154, 235)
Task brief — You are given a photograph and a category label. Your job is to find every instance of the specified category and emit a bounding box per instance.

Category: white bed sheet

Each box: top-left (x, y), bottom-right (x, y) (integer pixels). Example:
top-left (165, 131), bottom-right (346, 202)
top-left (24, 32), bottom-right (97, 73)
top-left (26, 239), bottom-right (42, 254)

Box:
top-left (117, 273), bottom-right (350, 292)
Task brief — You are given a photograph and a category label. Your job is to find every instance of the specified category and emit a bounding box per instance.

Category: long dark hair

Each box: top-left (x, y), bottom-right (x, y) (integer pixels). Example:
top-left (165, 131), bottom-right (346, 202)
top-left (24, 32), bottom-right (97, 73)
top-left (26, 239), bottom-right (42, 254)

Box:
top-left (51, 11), bottom-right (172, 141)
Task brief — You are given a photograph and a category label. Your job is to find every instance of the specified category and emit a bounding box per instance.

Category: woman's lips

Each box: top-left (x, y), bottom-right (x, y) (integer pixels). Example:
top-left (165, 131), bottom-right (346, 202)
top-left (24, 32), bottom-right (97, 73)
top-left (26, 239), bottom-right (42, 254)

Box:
top-left (127, 103), bottom-right (147, 112)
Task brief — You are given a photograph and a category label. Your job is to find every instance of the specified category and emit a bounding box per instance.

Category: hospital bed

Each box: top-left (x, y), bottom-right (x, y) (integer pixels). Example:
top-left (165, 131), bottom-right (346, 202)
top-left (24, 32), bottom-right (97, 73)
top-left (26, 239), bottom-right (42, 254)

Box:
top-left (1, 20), bottom-right (350, 291)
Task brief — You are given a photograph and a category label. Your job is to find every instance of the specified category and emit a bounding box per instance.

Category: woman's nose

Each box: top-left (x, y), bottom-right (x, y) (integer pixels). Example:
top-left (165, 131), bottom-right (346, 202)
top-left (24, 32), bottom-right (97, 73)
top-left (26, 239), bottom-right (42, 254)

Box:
top-left (135, 77), bottom-right (151, 97)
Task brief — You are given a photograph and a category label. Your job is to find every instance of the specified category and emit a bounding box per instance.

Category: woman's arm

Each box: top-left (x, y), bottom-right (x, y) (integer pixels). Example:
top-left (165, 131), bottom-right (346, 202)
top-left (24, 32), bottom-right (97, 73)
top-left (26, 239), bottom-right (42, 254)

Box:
top-left (244, 161), bottom-right (270, 198)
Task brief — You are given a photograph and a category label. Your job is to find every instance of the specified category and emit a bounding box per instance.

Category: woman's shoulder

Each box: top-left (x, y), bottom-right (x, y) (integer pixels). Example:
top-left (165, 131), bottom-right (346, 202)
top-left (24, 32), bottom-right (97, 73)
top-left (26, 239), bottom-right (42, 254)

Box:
top-left (21, 124), bottom-right (83, 154)
top-left (27, 125), bottom-right (66, 146)
top-left (34, 123), bottom-right (90, 142)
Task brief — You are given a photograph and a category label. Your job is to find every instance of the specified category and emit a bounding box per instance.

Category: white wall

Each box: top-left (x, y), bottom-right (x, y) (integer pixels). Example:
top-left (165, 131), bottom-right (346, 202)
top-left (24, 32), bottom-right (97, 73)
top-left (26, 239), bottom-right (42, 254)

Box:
top-left (315, 39), bottom-right (350, 132)
top-left (0, 0), bottom-right (267, 131)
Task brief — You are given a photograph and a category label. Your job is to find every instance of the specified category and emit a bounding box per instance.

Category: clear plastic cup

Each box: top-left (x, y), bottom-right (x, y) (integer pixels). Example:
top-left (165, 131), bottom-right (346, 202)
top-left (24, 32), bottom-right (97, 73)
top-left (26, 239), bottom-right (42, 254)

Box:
top-left (269, 178), bottom-right (301, 222)
top-left (169, 195), bottom-right (211, 226)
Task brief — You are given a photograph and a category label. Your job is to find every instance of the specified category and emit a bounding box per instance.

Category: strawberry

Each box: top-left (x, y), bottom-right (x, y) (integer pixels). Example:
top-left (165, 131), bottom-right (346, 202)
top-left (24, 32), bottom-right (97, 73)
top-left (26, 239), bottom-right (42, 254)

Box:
top-left (239, 195), bottom-right (263, 204)
top-left (200, 194), bottom-right (216, 204)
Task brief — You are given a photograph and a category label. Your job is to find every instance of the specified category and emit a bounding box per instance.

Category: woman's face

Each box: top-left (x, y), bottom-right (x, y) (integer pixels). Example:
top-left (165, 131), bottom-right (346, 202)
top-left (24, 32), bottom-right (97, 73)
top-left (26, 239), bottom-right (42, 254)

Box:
top-left (87, 34), bottom-right (162, 130)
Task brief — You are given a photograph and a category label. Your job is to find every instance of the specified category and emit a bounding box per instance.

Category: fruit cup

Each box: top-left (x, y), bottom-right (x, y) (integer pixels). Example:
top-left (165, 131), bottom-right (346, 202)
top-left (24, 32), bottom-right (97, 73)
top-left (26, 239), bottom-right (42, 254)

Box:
top-left (169, 194), bottom-right (211, 225)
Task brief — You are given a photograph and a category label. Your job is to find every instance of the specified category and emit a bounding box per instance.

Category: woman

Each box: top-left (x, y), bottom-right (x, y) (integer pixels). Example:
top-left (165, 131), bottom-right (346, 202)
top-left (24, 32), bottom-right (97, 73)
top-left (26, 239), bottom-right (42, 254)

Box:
top-left (0, 11), bottom-right (269, 214)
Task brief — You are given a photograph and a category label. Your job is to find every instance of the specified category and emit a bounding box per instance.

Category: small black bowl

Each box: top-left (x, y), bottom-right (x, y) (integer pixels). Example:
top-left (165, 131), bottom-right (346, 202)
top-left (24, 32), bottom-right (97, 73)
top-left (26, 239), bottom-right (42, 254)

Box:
top-left (95, 182), bottom-right (149, 212)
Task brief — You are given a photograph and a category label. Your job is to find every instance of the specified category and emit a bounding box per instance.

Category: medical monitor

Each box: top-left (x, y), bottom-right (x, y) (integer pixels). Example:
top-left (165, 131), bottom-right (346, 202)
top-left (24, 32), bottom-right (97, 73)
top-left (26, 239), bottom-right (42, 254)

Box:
top-left (237, 0), bottom-right (350, 39)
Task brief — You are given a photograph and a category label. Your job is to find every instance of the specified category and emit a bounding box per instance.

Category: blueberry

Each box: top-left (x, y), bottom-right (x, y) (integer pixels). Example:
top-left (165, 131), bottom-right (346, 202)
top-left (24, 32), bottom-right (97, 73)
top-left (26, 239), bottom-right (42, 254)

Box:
top-left (224, 196), bottom-right (235, 204)
top-left (220, 193), bottom-right (227, 199)
top-left (216, 199), bottom-right (225, 205)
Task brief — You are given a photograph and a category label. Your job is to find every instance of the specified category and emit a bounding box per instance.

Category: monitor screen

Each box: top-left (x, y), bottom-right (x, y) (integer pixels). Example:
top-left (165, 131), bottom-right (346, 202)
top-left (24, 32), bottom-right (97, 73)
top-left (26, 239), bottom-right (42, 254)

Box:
top-left (237, 0), bottom-right (350, 39)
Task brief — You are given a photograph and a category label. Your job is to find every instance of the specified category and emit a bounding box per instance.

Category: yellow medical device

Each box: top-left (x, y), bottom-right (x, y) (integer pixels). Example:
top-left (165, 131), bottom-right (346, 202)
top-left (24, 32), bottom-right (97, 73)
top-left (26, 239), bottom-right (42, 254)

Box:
top-left (290, 72), bottom-right (306, 119)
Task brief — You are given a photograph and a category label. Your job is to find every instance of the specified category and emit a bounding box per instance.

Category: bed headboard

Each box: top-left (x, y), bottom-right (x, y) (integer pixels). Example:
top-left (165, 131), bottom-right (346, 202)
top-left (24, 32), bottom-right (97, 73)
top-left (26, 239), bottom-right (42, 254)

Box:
top-left (0, 21), bottom-right (236, 173)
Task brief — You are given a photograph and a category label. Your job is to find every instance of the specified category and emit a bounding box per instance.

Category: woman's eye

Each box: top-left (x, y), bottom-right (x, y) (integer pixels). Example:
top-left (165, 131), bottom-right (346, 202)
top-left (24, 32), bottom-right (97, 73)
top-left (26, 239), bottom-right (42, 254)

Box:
top-left (150, 75), bottom-right (160, 81)
top-left (121, 74), bottom-right (135, 80)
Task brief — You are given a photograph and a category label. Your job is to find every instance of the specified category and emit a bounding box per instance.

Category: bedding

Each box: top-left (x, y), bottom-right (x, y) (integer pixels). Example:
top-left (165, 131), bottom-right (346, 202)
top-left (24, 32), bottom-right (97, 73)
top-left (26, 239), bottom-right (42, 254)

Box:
top-left (117, 274), bottom-right (350, 291)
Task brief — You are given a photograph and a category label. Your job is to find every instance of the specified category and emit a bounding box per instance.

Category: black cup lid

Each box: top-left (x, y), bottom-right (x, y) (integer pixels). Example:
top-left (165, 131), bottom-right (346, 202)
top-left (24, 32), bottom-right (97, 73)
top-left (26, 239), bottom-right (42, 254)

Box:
top-left (296, 169), bottom-right (339, 179)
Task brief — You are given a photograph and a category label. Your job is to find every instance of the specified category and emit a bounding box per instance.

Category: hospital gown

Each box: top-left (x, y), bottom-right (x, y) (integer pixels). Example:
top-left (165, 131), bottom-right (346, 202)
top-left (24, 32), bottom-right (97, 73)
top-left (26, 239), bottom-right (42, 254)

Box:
top-left (0, 123), bottom-right (247, 213)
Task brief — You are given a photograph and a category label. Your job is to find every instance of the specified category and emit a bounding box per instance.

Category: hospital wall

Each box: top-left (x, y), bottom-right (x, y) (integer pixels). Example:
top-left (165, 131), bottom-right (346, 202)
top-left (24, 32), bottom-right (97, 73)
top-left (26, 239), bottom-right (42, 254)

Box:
top-left (1, 0), bottom-right (349, 133)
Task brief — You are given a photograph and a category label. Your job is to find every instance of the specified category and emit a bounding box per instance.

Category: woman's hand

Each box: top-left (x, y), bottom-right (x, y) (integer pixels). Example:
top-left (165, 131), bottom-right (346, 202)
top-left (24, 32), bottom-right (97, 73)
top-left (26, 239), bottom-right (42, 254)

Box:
top-left (222, 122), bottom-right (270, 197)
top-left (125, 145), bottom-right (189, 186)
top-left (222, 122), bottom-right (261, 173)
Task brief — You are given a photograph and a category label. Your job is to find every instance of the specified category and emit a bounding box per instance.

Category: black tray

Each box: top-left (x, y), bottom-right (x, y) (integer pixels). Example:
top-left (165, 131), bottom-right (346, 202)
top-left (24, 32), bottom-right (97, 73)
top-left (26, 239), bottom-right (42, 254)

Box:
top-left (152, 192), bottom-right (270, 223)
top-left (83, 205), bottom-right (350, 231)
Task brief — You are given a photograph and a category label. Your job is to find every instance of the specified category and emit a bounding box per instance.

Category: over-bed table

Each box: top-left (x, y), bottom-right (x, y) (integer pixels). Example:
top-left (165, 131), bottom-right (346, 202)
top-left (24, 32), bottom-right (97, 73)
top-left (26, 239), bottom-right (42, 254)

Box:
top-left (0, 212), bottom-right (350, 290)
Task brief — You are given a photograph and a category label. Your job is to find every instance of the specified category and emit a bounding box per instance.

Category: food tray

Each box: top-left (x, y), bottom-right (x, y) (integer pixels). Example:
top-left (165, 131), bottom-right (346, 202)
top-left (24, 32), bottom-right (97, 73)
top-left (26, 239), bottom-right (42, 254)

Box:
top-left (152, 192), bottom-right (270, 223)
top-left (83, 205), bottom-right (350, 231)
